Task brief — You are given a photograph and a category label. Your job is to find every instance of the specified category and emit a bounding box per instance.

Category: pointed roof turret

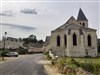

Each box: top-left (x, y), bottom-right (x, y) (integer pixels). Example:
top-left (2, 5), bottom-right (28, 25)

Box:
top-left (77, 8), bottom-right (88, 21)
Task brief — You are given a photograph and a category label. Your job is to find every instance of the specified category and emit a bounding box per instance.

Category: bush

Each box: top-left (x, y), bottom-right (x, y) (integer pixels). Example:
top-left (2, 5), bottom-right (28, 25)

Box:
top-left (69, 58), bottom-right (80, 67)
top-left (0, 50), bottom-right (3, 56)
top-left (55, 57), bottom-right (66, 70)
top-left (1, 50), bottom-right (10, 56)
top-left (62, 65), bottom-right (76, 74)
top-left (79, 63), bottom-right (100, 74)
top-left (69, 58), bottom-right (100, 74)
top-left (46, 52), bottom-right (52, 60)
top-left (44, 51), bottom-right (52, 60)
top-left (43, 51), bottom-right (49, 55)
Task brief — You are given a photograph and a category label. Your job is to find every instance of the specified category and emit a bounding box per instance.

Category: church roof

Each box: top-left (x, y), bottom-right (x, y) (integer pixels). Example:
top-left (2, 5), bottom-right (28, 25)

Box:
top-left (77, 8), bottom-right (88, 21)
top-left (52, 23), bottom-right (96, 32)
top-left (51, 8), bottom-right (96, 32)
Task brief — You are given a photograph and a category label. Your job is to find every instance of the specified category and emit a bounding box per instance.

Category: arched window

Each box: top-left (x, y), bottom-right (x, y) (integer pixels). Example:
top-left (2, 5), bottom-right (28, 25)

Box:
top-left (88, 35), bottom-right (91, 46)
top-left (57, 35), bottom-right (60, 46)
top-left (83, 23), bottom-right (85, 26)
top-left (73, 33), bottom-right (77, 46)
top-left (64, 35), bottom-right (67, 46)
top-left (80, 23), bottom-right (81, 25)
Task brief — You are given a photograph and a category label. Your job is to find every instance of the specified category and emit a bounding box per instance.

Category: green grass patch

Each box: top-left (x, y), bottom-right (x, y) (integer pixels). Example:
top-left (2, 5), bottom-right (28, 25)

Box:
top-left (53, 57), bottom-right (100, 75)
top-left (66, 57), bottom-right (100, 63)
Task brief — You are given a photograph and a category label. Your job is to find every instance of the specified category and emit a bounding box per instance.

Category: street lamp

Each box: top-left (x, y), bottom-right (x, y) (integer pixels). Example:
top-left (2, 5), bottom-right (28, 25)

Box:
top-left (2, 32), bottom-right (7, 61)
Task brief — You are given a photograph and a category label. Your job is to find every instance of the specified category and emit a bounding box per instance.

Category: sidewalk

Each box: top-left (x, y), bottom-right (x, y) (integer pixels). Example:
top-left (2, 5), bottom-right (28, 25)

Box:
top-left (0, 54), bottom-right (31, 63)
top-left (39, 60), bottom-right (64, 75)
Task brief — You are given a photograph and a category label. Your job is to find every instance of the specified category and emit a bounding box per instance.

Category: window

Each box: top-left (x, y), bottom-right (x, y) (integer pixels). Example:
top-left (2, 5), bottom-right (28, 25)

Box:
top-left (88, 35), bottom-right (91, 46)
top-left (73, 33), bottom-right (77, 46)
top-left (83, 23), bottom-right (85, 26)
top-left (64, 35), bottom-right (67, 46)
top-left (57, 35), bottom-right (60, 46)
top-left (80, 23), bottom-right (81, 25)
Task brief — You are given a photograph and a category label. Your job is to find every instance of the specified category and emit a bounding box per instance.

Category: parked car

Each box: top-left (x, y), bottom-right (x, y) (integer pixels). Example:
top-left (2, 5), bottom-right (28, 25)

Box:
top-left (6, 52), bottom-right (18, 57)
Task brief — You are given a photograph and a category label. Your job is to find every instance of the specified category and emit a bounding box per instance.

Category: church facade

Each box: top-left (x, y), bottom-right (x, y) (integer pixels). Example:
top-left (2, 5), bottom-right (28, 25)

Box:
top-left (45, 8), bottom-right (98, 57)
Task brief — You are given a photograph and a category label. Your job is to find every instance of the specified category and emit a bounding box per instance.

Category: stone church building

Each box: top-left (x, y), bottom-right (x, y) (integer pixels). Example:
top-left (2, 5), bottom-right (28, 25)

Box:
top-left (45, 8), bottom-right (98, 57)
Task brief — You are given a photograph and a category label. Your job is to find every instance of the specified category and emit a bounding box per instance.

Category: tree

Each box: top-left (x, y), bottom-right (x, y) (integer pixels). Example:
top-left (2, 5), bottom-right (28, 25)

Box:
top-left (38, 40), bottom-right (44, 44)
top-left (23, 35), bottom-right (44, 48)
top-left (23, 35), bottom-right (38, 47)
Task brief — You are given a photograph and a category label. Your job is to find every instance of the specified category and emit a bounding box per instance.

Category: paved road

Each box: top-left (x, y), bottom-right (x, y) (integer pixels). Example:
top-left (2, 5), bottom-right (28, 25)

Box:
top-left (0, 54), bottom-right (47, 75)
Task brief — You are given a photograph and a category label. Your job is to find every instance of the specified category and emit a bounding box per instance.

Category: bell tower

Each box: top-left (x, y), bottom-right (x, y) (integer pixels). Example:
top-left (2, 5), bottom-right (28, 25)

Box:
top-left (77, 8), bottom-right (88, 28)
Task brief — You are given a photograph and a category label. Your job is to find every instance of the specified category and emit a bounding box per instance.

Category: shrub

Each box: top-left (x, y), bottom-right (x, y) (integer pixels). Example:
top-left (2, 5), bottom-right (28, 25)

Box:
top-left (0, 50), bottom-right (3, 56)
top-left (1, 50), bottom-right (10, 56)
top-left (55, 57), bottom-right (66, 71)
top-left (69, 58), bottom-right (100, 74)
top-left (69, 58), bottom-right (80, 67)
top-left (43, 51), bottom-right (49, 55)
top-left (79, 63), bottom-right (100, 74)
top-left (62, 65), bottom-right (76, 74)
top-left (46, 53), bottom-right (52, 60)
top-left (44, 51), bottom-right (52, 60)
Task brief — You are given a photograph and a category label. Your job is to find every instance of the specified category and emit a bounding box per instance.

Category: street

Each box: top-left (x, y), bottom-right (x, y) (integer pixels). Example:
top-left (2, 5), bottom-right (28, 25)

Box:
top-left (0, 54), bottom-right (47, 75)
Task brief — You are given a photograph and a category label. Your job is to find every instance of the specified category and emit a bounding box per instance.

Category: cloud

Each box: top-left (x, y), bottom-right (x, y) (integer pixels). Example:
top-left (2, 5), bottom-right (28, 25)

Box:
top-left (20, 8), bottom-right (38, 15)
top-left (0, 10), bottom-right (14, 17)
top-left (0, 23), bottom-right (36, 31)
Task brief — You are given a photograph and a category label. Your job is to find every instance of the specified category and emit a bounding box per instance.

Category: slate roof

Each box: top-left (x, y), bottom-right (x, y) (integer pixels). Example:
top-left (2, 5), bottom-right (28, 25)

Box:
top-left (51, 8), bottom-right (96, 33)
top-left (77, 8), bottom-right (88, 21)
top-left (52, 22), bottom-right (96, 32)
top-left (45, 36), bottom-right (50, 43)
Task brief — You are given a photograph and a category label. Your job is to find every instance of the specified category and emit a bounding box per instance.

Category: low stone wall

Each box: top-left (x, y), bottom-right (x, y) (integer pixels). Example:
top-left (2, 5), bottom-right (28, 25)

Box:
top-left (60, 65), bottom-right (93, 75)
top-left (76, 68), bottom-right (93, 75)
top-left (28, 47), bottom-right (43, 53)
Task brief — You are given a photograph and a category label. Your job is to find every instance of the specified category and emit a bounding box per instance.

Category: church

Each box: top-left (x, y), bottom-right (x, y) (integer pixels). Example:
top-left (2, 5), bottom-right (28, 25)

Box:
top-left (45, 8), bottom-right (98, 57)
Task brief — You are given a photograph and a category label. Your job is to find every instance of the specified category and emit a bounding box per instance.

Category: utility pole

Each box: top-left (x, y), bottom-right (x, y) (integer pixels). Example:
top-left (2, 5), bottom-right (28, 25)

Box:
top-left (2, 32), bottom-right (7, 61)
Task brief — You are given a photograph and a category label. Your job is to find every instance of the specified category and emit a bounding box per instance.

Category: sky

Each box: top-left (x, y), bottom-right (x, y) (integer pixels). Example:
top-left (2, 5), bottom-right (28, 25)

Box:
top-left (0, 0), bottom-right (100, 41)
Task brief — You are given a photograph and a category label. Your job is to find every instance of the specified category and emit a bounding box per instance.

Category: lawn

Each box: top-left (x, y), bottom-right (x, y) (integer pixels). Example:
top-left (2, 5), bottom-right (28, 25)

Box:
top-left (66, 57), bottom-right (100, 63)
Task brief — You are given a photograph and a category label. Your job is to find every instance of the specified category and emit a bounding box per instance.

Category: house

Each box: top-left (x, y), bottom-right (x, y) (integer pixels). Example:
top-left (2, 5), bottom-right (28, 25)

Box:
top-left (28, 43), bottom-right (43, 53)
top-left (0, 37), bottom-right (23, 49)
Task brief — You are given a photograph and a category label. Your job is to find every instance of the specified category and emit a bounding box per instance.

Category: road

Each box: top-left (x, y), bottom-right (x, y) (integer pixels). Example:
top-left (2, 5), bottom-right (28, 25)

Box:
top-left (0, 54), bottom-right (47, 75)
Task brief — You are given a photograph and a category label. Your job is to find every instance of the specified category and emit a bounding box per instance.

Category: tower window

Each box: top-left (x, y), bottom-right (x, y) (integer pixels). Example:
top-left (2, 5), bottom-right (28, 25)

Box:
top-left (64, 35), bottom-right (67, 46)
top-left (87, 35), bottom-right (91, 46)
top-left (80, 23), bottom-right (81, 25)
top-left (83, 23), bottom-right (85, 26)
top-left (57, 35), bottom-right (60, 46)
top-left (73, 33), bottom-right (77, 46)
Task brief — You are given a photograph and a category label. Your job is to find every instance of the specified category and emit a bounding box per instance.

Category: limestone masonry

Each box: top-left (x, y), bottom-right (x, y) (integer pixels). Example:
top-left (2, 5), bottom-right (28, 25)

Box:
top-left (44, 8), bottom-right (98, 57)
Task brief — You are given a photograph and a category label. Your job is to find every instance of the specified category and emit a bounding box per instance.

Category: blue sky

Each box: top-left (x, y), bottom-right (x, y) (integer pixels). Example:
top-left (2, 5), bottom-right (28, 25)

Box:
top-left (0, 0), bottom-right (100, 40)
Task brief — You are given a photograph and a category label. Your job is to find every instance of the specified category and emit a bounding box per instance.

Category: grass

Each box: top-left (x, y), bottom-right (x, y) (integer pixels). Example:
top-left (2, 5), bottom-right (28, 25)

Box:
top-left (54, 57), bottom-right (100, 74)
top-left (0, 57), bottom-right (2, 62)
top-left (74, 57), bottom-right (100, 63)
top-left (66, 57), bottom-right (100, 63)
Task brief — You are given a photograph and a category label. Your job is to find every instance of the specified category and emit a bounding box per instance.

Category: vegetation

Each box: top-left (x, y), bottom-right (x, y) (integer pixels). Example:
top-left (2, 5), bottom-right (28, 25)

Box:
top-left (23, 35), bottom-right (44, 47)
top-left (0, 50), bottom-right (10, 57)
top-left (48, 57), bottom-right (100, 75)
top-left (43, 51), bottom-right (52, 60)
top-left (0, 50), bottom-right (3, 56)
top-left (18, 46), bottom-right (28, 54)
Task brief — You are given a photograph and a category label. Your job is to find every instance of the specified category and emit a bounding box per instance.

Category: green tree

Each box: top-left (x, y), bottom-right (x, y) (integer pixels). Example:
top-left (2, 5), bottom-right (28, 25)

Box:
top-left (38, 40), bottom-right (44, 44)
top-left (23, 35), bottom-right (38, 47)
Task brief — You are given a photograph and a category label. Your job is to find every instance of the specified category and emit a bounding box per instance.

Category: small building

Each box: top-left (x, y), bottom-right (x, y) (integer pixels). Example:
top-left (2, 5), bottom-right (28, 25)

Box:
top-left (45, 8), bottom-right (98, 57)
top-left (0, 37), bottom-right (23, 49)
top-left (28, 43), bottom-right (43, 53)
